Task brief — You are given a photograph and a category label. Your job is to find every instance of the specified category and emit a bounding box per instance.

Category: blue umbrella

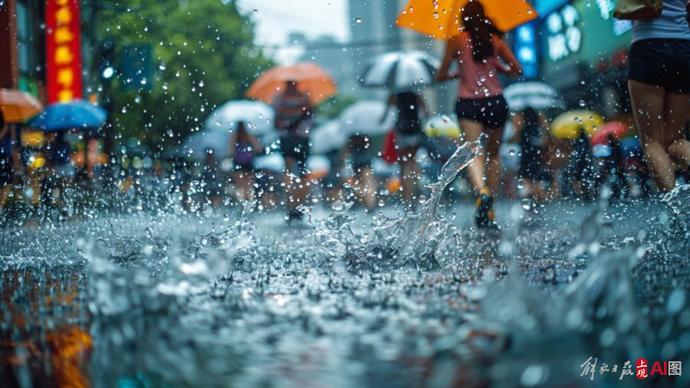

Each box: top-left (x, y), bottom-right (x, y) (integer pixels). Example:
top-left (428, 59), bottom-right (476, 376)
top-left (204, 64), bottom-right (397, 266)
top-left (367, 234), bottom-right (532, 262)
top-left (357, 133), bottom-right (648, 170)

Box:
top-left (29, 100), bottom-right (107, 132)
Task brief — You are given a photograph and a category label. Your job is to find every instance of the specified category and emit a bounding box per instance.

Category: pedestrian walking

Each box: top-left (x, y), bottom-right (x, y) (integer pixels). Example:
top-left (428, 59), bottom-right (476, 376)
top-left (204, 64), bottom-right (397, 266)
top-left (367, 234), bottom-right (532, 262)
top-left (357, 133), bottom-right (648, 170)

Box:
top-left (627, 0), bottom-right (690, 191)
top-left (272, 80), bottom-right (314, 222)
top-left (517, 107), bottom-right (547, 202)
top-left (42, 132), bottom-right (73, 212)
top-left (436, 0), bottom-right (522, 229)
top-left (0, 112), bottom-right (20, 209)
top-left (202, 148), bottom-right (223, 208)
top-left (229, 121), bottom-right (261, 202)
top-left (346, 133), bottom-right (376, 210)
top-left (382, 91), bottom-right (429, 207)
top-left (564, 128), bottom-right (596, 200)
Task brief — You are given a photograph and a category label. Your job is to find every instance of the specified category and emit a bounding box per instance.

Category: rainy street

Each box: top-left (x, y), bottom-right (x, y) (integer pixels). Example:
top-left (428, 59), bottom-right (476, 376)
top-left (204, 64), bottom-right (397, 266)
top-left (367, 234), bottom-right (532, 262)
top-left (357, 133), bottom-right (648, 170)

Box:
top-left (2, 0), bottom-right (690, 387)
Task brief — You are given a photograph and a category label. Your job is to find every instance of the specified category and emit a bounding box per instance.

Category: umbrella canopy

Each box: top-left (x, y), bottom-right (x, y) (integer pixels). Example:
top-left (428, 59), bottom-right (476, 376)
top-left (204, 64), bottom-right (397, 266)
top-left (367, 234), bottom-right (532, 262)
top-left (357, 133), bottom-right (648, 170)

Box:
top-left (551, 111), bottom-right (604, 140)
top-left (396, 0), bottom-right (538, 40)
top-left (310, 120), bottom-right (346, 154)
top-left (423, 115), bottom-right (461, 139)
top-left (360, 51), bottom-right (440, 90)
top-left (254, 153), bottom-right (285, 173)
top-left (503, 82), bottom-right (564, 111)
top-left (340, 101), bottom-right (389, 136)
top-left (590, 121), bottom-right (630, 145)
top-left (185, 130), bottom-right (230, 160)
top-left (205, 100), bottom-right (274, 136)
top-left (29, 100), bottom-right (107, 132)
top-left (0, 88), bottom-right (43, 123)
top-left (247, 62), bottom-right (337, 105)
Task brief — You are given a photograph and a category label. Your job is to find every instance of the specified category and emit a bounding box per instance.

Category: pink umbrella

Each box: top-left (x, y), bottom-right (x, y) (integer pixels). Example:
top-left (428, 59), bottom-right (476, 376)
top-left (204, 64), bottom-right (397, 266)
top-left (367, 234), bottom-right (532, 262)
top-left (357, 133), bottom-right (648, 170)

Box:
top-left (590, 121), bottom-right (630, 145)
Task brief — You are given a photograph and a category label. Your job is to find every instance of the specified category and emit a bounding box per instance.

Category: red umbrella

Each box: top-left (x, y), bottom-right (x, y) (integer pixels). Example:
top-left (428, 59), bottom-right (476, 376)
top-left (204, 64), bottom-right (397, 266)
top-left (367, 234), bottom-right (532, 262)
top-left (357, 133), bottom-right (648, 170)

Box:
top-left (590, 121), bottom-right (630, 145)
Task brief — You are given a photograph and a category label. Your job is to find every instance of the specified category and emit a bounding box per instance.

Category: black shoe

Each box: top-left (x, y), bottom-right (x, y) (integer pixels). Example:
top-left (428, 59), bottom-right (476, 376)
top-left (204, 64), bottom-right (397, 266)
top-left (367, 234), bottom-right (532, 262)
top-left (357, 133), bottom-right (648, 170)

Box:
top-left (475, 191), bottom-right (498, 230)
top-left (288, 209), bottom-right (303, 223)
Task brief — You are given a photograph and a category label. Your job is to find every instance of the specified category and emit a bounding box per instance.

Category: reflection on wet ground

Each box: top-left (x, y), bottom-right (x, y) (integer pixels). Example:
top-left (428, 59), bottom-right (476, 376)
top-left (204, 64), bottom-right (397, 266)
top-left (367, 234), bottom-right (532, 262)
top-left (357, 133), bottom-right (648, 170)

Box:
top-left (1, 190), bottom-right (689, 387)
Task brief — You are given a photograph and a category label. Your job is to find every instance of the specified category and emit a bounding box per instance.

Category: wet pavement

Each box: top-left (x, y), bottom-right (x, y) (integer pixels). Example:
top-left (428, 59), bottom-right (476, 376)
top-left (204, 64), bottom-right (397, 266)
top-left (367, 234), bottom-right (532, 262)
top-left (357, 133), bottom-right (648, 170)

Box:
top-left (1, 187), bottom-right (690, 387)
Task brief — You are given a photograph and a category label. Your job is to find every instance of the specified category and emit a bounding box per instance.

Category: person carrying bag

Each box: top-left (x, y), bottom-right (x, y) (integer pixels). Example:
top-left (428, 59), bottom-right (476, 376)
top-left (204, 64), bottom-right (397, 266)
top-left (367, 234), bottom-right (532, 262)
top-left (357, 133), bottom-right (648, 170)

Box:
top-left (614, 0), bottom-right (663, 20)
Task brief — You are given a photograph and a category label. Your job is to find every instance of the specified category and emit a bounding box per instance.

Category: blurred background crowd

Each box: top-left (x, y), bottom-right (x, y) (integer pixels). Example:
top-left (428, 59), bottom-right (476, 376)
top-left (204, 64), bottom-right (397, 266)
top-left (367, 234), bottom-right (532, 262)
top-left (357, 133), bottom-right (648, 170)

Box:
top-left (0, 0), bottom-right (684, 223)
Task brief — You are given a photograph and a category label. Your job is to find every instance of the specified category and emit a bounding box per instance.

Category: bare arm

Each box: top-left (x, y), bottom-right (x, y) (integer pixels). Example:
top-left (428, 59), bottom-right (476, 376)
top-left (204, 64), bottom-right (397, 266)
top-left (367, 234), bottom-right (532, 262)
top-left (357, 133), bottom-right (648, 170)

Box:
top-left (436, 39), bottom-right (459, 82)
top-left (496, 38), bottom-right (522, 77)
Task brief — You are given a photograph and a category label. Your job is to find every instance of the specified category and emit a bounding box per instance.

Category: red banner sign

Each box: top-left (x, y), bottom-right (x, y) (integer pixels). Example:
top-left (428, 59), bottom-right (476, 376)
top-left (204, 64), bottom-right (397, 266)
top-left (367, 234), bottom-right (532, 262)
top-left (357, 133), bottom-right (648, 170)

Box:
top-left (46, 0), bottom-right (83, 103)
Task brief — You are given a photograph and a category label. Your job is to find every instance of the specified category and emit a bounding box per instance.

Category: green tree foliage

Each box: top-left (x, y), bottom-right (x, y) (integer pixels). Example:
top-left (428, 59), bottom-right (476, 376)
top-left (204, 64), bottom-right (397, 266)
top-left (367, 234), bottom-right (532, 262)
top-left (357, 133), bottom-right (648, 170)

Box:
top-left (97, 0), bottom-right (272, 151)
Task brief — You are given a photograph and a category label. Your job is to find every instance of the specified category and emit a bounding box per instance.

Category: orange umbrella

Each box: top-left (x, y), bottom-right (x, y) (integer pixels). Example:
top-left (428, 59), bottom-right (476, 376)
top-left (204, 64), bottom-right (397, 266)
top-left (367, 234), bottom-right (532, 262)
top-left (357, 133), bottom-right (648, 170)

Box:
top-left (0, 88), bottom-right (43, 123)
top-left (396, 0), bottom-right (538, 40)
top-left (246, 62), bottom-right (337, 105)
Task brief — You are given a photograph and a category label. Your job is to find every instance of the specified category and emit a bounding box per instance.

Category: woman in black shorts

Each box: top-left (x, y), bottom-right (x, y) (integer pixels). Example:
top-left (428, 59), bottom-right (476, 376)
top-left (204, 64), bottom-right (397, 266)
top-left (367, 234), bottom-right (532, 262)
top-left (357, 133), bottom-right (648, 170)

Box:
top-left (628, 0), bottom-right (690, 191)
top-left (436, 1), bottom-right (521, 229)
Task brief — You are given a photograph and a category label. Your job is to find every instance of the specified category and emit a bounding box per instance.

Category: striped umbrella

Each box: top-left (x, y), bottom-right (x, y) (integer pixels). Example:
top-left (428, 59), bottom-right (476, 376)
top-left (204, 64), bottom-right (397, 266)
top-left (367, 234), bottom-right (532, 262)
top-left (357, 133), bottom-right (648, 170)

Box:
top-left (503, 81), bottom-right (564, 111)
top-left (360, 51), bottom-right (439, 90)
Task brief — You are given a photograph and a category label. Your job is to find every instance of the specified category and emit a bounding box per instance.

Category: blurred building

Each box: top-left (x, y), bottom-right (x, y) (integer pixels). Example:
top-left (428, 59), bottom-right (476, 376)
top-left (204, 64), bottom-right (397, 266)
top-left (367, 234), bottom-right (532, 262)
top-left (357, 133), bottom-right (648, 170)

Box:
top-left (0, 0), bottom-right (46, 96)
top-left (534, 0), bottom-right (632, 117)
top-left (296, 33), bottom-right (358, 97)
top-left (348, 0), bottom-right (401, 98)
top-left (0, 0), bottom-right (98, 102)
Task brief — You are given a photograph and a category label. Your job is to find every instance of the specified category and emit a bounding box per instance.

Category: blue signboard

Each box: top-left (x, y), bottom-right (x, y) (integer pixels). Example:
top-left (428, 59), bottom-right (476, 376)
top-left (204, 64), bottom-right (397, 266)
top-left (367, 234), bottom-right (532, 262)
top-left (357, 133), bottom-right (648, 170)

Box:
top-left (514, 23), bottom-right (538, 79)
top-left (534, 0), bottom-right (570, 18)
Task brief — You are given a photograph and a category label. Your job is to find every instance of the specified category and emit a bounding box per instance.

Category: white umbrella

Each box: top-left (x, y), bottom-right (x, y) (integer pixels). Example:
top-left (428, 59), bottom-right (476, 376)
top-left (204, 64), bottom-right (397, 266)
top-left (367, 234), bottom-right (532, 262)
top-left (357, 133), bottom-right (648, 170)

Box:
top-left (204, 100), bottom-right (274, 135)
top-left (310, 120), bottom-right (346, 154)
top-left (254, 153), bottom-right (285, 172)
top-left (360, 51), bottom-right (439, 90)
top-left (184, 100), bottom-right (274, 159)
top-left (340, 100), bottom-right (391, 136)
top-left (503, 82), bottom-right (565, 111)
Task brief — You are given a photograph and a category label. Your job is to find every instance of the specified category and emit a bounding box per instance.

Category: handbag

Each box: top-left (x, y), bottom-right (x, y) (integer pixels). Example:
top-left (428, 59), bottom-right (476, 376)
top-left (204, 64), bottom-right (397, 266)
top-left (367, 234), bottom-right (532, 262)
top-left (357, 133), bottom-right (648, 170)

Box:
top-left (382, 130), bottom-right (398, 164)
top-left (613, 0), bottom-right (662, 20)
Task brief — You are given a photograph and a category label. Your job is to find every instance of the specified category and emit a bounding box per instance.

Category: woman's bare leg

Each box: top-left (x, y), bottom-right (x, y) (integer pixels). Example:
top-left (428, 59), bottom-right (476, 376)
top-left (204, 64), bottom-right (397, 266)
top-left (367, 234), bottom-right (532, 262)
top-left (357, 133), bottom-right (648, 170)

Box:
top-left (628, 80), bottom-right (676, 191)
top-left (400, 146), bottom-right (419, 203)
top-left (664, 93), bottom-right (690, 170)
top-left (460, 119), bottom-right (486, 191)
top-left (484, 126), bottom-right (505, 194)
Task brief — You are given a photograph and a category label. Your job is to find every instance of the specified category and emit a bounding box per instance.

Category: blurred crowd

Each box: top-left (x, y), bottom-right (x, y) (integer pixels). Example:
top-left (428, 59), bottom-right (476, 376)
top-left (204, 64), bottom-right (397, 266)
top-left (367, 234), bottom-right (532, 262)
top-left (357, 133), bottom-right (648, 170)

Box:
top-left (3, 1), bottom-right (690, 228)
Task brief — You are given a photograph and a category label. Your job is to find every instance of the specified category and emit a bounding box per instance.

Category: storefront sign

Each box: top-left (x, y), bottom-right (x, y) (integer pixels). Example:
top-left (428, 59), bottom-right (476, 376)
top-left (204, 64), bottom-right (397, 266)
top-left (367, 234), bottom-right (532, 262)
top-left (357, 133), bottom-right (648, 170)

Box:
top-left (515, 23), bottom-right (538, 79)
top-left (546, 4), bottom-right (582, 62)
top-left (535, 0), bottom-right (570, 17)
top-left (46, 0), bottom-right (82, 103)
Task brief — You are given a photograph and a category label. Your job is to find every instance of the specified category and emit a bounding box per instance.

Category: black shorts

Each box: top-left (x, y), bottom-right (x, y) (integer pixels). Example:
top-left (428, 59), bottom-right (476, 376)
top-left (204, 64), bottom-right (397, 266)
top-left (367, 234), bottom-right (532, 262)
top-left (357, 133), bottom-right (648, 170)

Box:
top-left (456, 95), bottom-right (509, 129)
top-left (628, 39), bottom-right (690, 94)
top-left (234, 163), bottom-right (253, 172)
top-left (280, 135), bottom-right (310, 175)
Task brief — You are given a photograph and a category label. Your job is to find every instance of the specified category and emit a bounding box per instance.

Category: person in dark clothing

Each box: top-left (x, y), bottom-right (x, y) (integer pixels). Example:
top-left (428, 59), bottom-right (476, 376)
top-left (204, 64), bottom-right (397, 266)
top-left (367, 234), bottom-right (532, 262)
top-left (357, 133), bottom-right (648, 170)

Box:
top-left (382, 91), bottom-right (429, 206)
top-left (517, 107), bottom-right (546, 202)
top-left (42, 132), bottom-right (74, 211)
top-left (346, 133), bottom-right (376, 210)
top-left (565, 127), bottom-right (595, 200)
top-left (601, 134), bottom-right (629, 201)
top-left (229, 121), bottom-right (262, 202)
top-left (272, 80), bottom-right (313, 221)
top-left (202, 148), bottom-right (223, 208)
top-left (0, 112), bottom-right (20, 209)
